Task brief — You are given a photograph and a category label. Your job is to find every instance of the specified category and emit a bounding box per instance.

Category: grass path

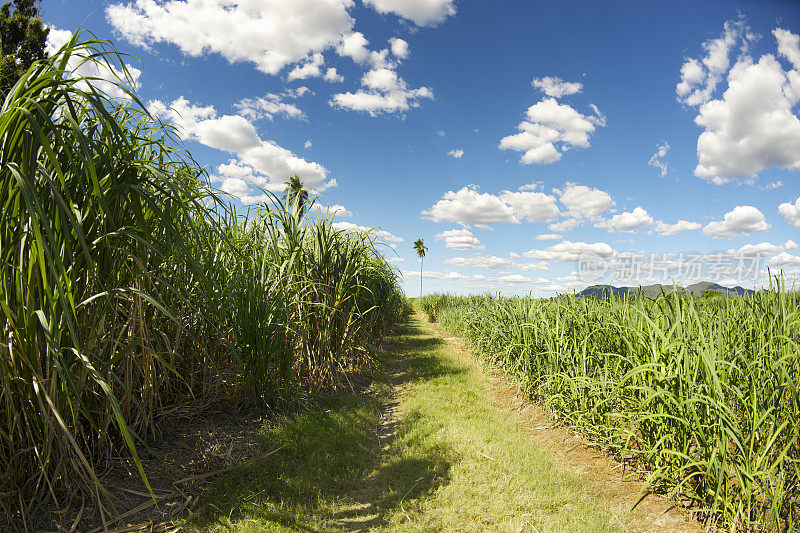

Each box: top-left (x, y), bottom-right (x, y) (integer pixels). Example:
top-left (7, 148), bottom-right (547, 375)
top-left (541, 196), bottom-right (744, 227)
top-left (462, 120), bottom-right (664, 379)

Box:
top-left (187, 312), bottom-right (657, 532)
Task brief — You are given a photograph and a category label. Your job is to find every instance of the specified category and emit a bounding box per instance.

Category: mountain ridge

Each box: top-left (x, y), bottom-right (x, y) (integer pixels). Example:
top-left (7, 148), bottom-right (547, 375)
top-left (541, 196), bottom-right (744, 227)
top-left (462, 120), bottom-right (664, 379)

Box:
top-left (579, 282), bottom-right (754, 299)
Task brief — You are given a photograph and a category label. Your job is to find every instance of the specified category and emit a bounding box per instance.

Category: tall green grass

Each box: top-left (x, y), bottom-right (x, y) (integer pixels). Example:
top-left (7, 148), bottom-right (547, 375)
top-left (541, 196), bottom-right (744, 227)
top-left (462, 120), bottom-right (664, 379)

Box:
top-left (0, 34), bottom-right (405, 527)
top-left (420, 285), bottom-right (799, 530)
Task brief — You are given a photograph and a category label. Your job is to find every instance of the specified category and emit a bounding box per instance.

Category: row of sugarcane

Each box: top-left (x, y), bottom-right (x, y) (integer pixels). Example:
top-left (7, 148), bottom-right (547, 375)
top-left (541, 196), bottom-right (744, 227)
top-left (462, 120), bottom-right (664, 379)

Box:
top-left (0, 35), bottom-right (407, 527)
top-left (420, 286), bottom-right (799, 531)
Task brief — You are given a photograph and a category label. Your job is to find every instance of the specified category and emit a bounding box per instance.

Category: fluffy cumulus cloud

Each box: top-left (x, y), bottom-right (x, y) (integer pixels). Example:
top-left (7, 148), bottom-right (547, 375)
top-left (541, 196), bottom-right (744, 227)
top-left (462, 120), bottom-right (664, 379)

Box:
top-left (287, 52), bottom-right (325, 80)
top-left (703, 205), bottom-right (771, 238)
top-left (531, 76), bottom-right (582, 98)
top-left (490, 274), bottom-right (542, 284)
top-left (422, 186), bottom-right (519, 224)
top-left (332, 222), bottom-right (403, 243)
top-left (443, 255), bottom-right (517, 269)
top-left (779, 196), bottom-right (800, 227)
top-left (534, 233), bottom-right (562, 241)
top-left (106, 0), bottom-right (355, 76)
top-left (447, 149), bottom-right (464, 158)
top-left (389, 37), bottom-right (409, 59)
top-left (553, 183), bottom-right (614, 219)
top-left (648, 141), bottom-right (670, 177)
top-left (678, 20), bottom-right (800, 182)
top-left (596, 206), bottom-right (653, 232)
top-left (46, 28), bottom-right (142, 99)
top-left (523, 240), bottom-right (615, 262)
top-left (336, 31), bottom-right (370, 63)
top-left (362, 0), bottom-right (456, 26)
top-left (770, 252), bottom-right (800, 268)
top-left (435, 229), bottom-right (484, 250)
top-left (331, 71), bottom-right (433, 115)
top-left (676, 19), bottom-right (752, 107)
top-left (652, 220), bottom-right (702, 236)
top-left (498, 190), bottom-right (560, 222)
top-left (234, 93), bottom-right (305, 121)
top-left (401, 270), bottom-right (485, 281)
top-left (313, 204), bottom-right (352, 217)
top-left (150, 97), bottom-right (333, 202)
top-left (499, 98), bottom-right (606, 164)
top-left (422, 186), bottom-right (560, 225)
top-left (331, 39), bottom-right (434, 115)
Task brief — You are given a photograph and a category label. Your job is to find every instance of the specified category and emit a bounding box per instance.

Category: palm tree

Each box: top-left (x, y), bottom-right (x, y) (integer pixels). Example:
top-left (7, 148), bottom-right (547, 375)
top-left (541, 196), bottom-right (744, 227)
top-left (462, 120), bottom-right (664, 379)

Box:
top-left (413, 238), bottom-right (428, 297)
top-left (284, 175), bottom-right (308, 219)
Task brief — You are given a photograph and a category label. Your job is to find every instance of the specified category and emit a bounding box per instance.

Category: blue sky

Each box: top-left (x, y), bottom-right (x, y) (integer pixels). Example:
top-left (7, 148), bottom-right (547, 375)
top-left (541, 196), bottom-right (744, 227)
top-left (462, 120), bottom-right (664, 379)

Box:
top-left (42, 0), bottom-right (800, 296)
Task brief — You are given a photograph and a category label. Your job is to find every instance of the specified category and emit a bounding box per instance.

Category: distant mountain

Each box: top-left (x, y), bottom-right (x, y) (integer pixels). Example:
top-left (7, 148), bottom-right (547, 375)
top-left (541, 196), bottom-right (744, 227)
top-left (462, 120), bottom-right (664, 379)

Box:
top-left (684, 282), bottom-right (753, 297)
top-left (579, 282), bottom-right (753, 299)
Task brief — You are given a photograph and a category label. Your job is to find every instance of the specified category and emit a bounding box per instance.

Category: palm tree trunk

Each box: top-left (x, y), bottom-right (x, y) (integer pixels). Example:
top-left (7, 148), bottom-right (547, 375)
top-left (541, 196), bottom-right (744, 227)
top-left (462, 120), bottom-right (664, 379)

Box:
top-left (419, 257), bottom-right (423, 297)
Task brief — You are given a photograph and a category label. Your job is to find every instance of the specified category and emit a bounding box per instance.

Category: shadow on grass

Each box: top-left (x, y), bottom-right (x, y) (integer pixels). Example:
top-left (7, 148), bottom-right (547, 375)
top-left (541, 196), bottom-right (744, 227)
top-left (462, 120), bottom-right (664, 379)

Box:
top-left (189, 316), bottom-right (461, 531)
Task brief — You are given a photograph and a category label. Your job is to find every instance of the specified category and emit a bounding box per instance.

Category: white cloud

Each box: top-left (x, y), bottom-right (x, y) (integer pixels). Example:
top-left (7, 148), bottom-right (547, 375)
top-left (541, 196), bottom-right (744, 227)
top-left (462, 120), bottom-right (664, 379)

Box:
top-left (732, 242), bottom-right (784, 258)
top-left (324, 67), bottom-right (344, 82)
top-left (786, 240), bottom-right (799, 250)
top-left (332, 221), bottom-right (403, 242)
top-left (765, 180), bottom-right (783, 190)
top-left (46, 27), bottom-right (142, 99)
top-left (362, 0), bottom-right (456, 26)
top-left (422, 186), bottom-right (560, 225)
top-left (553, 183), bottom-right (614, 219)
top-left (596, 206), bottom-right (653, 232)
top-left (648, 141), bottom-right (670, 177)
top-left (770, 252), bottom-right (800, 267)
top-left (490, 274), bottom-right (536, 284)
top-left (152, 97), bottom-right (333, 202)
top-left (775, 28), bottom-right (800, 69)
top-left (652, 220), bottom-right (702, 236)
top-left (422, 186), bottom-right (518, 224)
top-left (401, 270), bottom-right (485, 281)
top-left (703, 205), bottom-right (771, 238)
top-left (331, 56), bottom-right (434, 115)
top-left (679, 22), bottom-right (800, 182)
top-left (534, 233), bottom-right (562, 241)
top-left (547, 217), bottom-right (582, 233)
top-left (498, 191), bottom-right (560, 222)
top-left (435, 229), bottom-right (484, 250)
top-left (107, 0), bottom-right (355, 75)
top-left (531, 76), bottom-right (582, 98)
top-left (676, 19), bottom-right (752, 106)
top-left (387, 257), bottom-right (406, 263)
top-left (362, 67), bottom-right (403, 91)
top-left (443, 255), bottom-right (516, 269)
top-left (234, 94), bottom-right (304, 121)
top-left (287, 52), bottom-right (325, 80)
top-left (444, 272), bottom-right (486, 281)
top-left (337, 31), bottom-right (370, 63)
top-left (779, 196), bottom-right (800, 227)
top-left (447, 149), bottom-right (464, 158)
top-left (314, 204), bottom-right (353, 217)
top-left (304, 140), bottom-right (313, 149)
top-left (287, 86), bottom-right (312, 98)
top-left (389, 37), bottom-right (409, 59)
top-left (523, 240), bottom-right (615, 262)
top-left (499, 98), bottom-right (605, 164)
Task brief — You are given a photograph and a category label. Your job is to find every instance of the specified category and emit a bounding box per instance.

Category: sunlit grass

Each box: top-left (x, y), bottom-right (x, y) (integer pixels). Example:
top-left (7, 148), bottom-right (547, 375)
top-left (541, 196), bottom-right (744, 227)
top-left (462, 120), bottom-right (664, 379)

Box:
top-left (190, 313), bottom-right (628, 532)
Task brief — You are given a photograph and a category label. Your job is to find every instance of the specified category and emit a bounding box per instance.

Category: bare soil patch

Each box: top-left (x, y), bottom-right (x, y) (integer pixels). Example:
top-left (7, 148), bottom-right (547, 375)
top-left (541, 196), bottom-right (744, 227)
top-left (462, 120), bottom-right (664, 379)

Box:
top-left (43, 405), bottom-right (272, 532)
